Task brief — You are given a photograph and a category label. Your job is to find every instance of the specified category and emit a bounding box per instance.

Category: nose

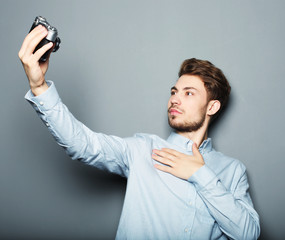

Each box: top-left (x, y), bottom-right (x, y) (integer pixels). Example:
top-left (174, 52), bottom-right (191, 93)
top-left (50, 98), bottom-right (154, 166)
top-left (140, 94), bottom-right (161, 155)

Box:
top-left (170, 93), bottom-right (181, 105)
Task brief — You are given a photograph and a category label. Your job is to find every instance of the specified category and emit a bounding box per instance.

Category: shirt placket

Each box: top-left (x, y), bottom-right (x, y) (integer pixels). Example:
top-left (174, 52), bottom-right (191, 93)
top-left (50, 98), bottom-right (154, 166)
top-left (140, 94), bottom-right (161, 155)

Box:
top-left (182, 177), bottom-right (197, 240)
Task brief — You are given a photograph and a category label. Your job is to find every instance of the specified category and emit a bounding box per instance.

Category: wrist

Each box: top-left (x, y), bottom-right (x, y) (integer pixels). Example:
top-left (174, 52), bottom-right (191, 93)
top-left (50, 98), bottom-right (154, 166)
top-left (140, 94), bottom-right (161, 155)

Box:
top-left (187, 162), bottom-right (205, 179)
top-left (30, 81), bottom-right (49, 96)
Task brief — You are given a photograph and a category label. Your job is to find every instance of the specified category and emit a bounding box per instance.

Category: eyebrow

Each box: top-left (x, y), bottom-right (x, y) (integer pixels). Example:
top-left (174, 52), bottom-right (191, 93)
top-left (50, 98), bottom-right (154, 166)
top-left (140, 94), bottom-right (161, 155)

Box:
top-left (171, 86), bottom-right (198, 91)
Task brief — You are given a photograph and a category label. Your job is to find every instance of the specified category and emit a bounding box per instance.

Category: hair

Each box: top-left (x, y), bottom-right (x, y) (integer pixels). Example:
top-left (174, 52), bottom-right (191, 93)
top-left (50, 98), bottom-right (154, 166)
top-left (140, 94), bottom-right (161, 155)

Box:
top-left (178, 58), bottom-right (231, 120)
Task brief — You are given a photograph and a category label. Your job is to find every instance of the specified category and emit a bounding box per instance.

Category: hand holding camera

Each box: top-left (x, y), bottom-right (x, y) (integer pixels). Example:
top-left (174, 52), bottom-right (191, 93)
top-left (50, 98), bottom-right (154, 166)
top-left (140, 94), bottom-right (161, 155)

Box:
top-left (29, 16), bottom-right (61, 62)
top-left (18, 16), bottom-right (61, 96)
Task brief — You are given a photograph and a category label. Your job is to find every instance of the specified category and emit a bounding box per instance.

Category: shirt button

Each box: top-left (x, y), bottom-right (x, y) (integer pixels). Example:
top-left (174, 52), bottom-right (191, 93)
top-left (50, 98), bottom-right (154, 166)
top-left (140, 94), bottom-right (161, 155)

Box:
top-left (46, 123), bottom-right (50, 127)
top-left (39, 101), bottom-right (44, 106)
top-left (189, 201), bottom-right (192, 205)
top-left (184, 228), bottom-right (190, 232)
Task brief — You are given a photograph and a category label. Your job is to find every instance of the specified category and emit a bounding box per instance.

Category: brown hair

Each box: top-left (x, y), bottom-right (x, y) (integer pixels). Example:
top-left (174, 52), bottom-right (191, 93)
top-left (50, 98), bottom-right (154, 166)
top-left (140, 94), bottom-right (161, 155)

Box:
top-left (179, 58), bottom-right (231, 119)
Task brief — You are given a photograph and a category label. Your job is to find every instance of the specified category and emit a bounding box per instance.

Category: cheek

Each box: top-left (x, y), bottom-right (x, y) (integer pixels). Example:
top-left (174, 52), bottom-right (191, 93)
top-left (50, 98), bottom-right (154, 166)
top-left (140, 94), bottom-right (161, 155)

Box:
top-left (184, 99), bottom-right (196, 108)
top-left (185, 100), bottom-right (202, 114)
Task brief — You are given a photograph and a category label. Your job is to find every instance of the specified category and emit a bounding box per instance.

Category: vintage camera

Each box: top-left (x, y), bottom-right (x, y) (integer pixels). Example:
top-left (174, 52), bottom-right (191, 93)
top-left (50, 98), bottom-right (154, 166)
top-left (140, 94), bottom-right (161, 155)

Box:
top-left (29, 16), bottom-right (61, 62)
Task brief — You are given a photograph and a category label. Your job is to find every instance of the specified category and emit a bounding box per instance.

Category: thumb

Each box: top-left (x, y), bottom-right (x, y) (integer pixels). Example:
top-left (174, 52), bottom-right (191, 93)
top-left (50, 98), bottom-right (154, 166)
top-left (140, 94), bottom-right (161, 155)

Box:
top-left (192, 143), bottom-right (201, 156)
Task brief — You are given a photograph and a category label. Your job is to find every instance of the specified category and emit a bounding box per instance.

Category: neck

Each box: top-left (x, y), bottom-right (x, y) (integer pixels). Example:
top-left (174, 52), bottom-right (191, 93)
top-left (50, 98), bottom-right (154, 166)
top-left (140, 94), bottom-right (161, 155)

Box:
top-left (176, 121), bottom-right (209, 147)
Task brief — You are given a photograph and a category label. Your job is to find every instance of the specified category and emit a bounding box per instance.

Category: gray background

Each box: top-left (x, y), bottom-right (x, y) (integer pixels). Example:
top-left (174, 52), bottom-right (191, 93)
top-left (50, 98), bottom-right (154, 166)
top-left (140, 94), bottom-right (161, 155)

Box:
top-left (0, 0), bottom-right (284, 239)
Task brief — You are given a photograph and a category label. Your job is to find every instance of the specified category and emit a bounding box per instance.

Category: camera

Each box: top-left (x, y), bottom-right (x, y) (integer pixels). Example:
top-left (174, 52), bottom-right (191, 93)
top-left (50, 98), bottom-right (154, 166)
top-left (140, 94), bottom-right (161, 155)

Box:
top-left (29, 16), bottom-right (61, 62)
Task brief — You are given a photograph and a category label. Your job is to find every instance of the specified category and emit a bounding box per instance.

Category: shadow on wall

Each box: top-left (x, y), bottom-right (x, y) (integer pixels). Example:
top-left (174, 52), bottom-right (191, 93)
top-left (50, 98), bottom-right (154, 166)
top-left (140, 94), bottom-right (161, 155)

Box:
top-left (209, 96), bottom-right (267, 240)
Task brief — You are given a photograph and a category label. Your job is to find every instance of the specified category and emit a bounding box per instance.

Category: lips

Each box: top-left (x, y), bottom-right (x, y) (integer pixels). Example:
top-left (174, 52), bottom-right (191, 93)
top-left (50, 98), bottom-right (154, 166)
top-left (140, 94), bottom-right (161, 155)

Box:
top-left (168, 108), bottom-right (182, 115)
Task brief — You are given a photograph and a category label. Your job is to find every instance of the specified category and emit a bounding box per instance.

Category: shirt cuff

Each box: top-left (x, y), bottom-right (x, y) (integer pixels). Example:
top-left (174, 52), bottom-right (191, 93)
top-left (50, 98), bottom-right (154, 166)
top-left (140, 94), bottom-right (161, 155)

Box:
top-left (188, 165), bottom-right (218, 191)
top-left (24, 80), bottom-right (61, 112)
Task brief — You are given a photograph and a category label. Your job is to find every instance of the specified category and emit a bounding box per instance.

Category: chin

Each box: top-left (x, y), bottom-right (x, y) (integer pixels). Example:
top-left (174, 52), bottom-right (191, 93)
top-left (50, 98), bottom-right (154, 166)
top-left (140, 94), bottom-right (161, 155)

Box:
top-left (168, 118), bottom-right (182, 128)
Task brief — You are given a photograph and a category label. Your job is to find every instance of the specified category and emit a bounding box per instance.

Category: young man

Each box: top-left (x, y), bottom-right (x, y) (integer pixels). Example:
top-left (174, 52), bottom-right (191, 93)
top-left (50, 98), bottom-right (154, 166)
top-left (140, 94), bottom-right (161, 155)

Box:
top-left (19, 25), bottom-right (260, 239)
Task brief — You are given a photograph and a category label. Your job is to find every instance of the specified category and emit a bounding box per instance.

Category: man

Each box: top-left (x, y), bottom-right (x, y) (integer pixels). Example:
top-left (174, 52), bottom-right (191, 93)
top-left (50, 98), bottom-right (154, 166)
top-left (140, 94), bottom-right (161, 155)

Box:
top-left (19, 25), bottom-right (260, 239)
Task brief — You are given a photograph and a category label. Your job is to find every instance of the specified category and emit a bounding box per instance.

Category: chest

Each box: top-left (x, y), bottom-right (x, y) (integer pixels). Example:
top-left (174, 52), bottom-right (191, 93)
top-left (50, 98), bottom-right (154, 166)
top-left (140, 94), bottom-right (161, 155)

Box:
top-left (127, 141), bottom-right (213, 217)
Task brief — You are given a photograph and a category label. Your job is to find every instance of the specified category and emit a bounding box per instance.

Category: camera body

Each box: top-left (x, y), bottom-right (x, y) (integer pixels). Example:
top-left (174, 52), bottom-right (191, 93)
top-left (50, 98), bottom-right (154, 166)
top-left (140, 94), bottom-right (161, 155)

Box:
top-left (29, 16), bottom-right (61, 62)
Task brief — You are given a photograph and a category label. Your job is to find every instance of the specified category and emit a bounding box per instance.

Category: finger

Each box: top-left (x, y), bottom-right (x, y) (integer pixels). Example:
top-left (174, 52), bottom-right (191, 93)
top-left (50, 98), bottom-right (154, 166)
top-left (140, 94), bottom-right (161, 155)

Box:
top-left (192, 143), bottom-right (201, 156)
top-left (154, 164), bottom-right (173, 174)
top-left (153, 149), bottom-right (176, 161)
top-left (19, 25), bottom-right (45, 58)
top-left (33, 42), bottom-right (53, 62)
top-left (161, 148), bottom-right (183, 157)
top-left (152, 154), bottom-right (174, 167)
top-left (24, 27), bottom-right (48, 56)
top-left (20, 26), bottom-right (48, 60)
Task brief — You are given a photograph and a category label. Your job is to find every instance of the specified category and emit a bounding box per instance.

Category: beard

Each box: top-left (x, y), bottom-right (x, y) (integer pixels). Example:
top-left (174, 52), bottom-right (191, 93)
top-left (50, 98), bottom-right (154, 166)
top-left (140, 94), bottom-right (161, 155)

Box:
top-left (168, 106), bottom-right (207, 133)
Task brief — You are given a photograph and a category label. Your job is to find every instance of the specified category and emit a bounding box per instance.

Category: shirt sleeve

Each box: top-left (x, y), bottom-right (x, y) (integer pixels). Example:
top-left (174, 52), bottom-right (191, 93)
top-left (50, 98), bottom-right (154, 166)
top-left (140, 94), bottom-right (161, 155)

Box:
top-left (25, 80), bottom-right (130, 177)
top-left (188, 164), bottom-right (260, 240)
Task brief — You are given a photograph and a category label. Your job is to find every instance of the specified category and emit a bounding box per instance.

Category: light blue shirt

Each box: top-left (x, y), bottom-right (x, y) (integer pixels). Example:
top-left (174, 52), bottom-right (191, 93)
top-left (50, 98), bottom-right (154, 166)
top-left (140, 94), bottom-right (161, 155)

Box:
top-left (25, 81), bottom-right (260, 240)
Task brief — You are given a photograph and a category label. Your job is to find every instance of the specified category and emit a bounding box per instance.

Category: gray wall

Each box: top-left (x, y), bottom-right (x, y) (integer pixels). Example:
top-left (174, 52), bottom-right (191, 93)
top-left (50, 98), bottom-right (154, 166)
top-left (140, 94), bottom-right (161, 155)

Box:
top-left (0, 0), bottom-right (284, 239)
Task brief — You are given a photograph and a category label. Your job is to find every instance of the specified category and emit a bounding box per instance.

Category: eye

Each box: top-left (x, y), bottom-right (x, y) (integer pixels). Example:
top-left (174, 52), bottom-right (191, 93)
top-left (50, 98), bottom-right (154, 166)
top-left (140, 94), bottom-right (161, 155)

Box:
top-left (171, 91), bottom-right (176, 95)
top-left (186, 92), bottom-right (193, 96)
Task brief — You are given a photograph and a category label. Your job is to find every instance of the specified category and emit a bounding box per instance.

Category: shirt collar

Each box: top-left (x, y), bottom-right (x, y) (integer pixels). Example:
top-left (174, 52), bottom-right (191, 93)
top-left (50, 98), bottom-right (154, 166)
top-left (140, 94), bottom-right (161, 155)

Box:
top-left (166, 131), bottom-right (212, 154)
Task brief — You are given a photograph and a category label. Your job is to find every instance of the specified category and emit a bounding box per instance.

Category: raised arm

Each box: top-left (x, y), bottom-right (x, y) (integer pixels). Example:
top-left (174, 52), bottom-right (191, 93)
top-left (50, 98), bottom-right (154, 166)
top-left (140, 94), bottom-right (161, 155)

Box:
top-left (19, 26), bottom-right (130, 177)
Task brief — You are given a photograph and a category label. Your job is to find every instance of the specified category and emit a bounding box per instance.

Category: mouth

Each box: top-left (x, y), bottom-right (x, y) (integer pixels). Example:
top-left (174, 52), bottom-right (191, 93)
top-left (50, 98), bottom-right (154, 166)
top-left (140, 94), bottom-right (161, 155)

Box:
top-left (168, 108), bottom-right (182, 115)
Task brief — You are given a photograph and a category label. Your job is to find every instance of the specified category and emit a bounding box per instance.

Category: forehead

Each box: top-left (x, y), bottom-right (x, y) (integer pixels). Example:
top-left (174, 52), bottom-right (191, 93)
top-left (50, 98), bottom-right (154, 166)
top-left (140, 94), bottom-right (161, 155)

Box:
top-left (174, 75), bottom-right (206, 92)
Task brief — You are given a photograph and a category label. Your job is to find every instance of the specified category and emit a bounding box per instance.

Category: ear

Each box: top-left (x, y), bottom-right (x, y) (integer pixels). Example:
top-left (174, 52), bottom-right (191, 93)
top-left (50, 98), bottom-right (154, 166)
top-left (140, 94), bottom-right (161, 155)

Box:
top-left (207, 100), bottom-right (221, 116)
